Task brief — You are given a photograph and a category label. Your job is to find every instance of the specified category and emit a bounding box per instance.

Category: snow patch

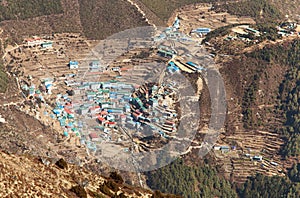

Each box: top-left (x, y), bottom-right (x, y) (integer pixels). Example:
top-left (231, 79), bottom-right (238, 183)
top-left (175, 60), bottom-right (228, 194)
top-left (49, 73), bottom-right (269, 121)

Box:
top-left (0, 114), bottom-right (6, 123)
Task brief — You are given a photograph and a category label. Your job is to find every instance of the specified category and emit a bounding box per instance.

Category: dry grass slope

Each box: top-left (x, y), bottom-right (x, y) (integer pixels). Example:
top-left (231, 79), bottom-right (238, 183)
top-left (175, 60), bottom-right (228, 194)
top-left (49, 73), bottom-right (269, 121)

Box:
top-left (0, 0), bottom-right (83, 43)
top-left (0, 150), bottom-right (156, 197)
top-left (0, 0), bottom-right (63, 21)
top-left (139, 0), bottom-right (217, 22)
top-left (269, 0), bottom-right (300, 21)
top-left (0, 60), bottom-right (7, 93)
top-left (78, 0), bottom-right (149, 40)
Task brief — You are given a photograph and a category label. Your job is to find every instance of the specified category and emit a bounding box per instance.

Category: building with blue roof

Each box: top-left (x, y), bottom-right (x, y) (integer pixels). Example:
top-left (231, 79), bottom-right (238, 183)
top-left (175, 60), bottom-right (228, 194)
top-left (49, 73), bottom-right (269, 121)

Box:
top-left (69, 61), bottom-right (79, 69)
top-left (192, 28), bottom-right (211, 34)
top-left (90, 60), bottom-right (100, 67)
top-left (191, 28), bottom-right (211, 37)
top-left (186, 61), bottom-right (205, 71)
top-left (246, 27), bottom-right (260, 36)
top-left (252, 156), bottom-right (263, 161)
top-left (167, 61), bottom-right (180, 73)
top-left (153, 33), bottom-right (167, 41)
top-left (41, 41), bottom-right (53, 48)
top-left (173, 17), bottom-right (180, 29)
top-left (157, 45), bottom-right (177, 58)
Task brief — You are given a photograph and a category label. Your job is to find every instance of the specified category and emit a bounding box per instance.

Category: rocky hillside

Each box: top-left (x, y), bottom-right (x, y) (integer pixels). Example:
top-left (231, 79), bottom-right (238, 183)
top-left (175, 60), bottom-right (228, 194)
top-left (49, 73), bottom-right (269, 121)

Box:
top-left (0, 0), bottom-right (299, 197)
top-left (1, 0), bottom-right (296, 42)
top-left (0, 0), bottom-right (149, 42)
top-left (78, 0), bottom-right (148, 40)
top-left (0, 149), bottom-right (178, 197)
top-left (270, 0), bottom-right (300, 20)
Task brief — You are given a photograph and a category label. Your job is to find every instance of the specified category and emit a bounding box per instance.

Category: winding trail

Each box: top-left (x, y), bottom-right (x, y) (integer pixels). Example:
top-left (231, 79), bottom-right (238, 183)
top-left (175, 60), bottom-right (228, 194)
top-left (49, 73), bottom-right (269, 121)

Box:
top-left (0, 28), bottom-right (20, 60)
top-left (126, 0), bottom-right (157, 30)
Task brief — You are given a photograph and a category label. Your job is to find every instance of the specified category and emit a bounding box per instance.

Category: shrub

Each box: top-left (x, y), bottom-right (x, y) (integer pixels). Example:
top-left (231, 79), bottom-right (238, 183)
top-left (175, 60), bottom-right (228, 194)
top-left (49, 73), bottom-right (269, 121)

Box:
top-left (55, 158), bottom-right (68, 169)
top-left (99, 184), bottom-right (114, 197)
top-left (109, 172), bottom-right (124, 184)
top-left (70, 185), bottom-right (87, 198)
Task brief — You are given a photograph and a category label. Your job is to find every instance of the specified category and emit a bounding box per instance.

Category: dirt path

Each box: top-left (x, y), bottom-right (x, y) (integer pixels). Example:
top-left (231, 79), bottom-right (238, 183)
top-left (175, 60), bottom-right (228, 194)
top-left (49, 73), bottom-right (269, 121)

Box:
top-left (242, 35), bottom-right (299, 54)
top-left (0, 27), bottom-right (20, 59)
top-left (2, 44), bottom-right (20, 60)
top-left (0, 102), bottom-right (22, 107)
top-left (126, 0), bottom-right (157, 30)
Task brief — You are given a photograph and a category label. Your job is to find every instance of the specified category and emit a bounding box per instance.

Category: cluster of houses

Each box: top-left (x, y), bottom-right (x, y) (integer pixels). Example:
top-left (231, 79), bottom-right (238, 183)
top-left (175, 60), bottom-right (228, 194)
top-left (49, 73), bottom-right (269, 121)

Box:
top-left (277, 22), bottom-right (300, 36)
top-left (52, 95), bottom-right (81, 138)
top-left (24, 36), bottom-right (53, 48)
top-left (21, 77), bottom-right (55, 100)
top-left (225, 22), bottom-right (300, 42)
top-left (67, 59), bottom-right (123, 75)
top-left (20, 17), bottom-right (287, 163)
top-left (154, 17), bottom-right (208, 74)
top-left (214, 145), bottom-right (232, 153)
top-left (31, 50), bottom-right (183, 152)
top-left (156, 43), bottom-right (205, 74)
top-left (214, 145), bottom-right (265, 163)
top-left (128, 83), bottom-right (178, 138)
top-left (68, 60), bottom-right (101, 71)
top-left (153, 27), bottom-right (186, 42)
top-left (68, 79), bottom-right (180, 144)
top-left (167, 61), bottom-right (181, 73)
top-left (163, 56), bottom-right (205, 74)
top-left (21, 83), bottom-right (44, 102)
top-left (22, 16), bottom-right (210, 153)
top-left (71, 80), bottom-right (135, 143)
top-left (47, 73), bottom-right (181, 148)
top-left (224, 25), bottom-right (261, 42)
top-left (153, 17), bottom-right (194, 43)
top-left (22, 80), bottom-right (85, 148)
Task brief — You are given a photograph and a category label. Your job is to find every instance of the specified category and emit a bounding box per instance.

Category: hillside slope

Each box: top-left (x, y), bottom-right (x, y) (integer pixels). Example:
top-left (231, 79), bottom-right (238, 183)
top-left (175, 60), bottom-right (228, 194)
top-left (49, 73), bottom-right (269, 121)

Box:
top-left (0, 0), bottom-right (299, 197)
top-left (0, 0), bottom-right (83, 43)
top-left (78, 0), bottom-right (149, 40)
top-left (0, 149), bottom-right (170, 197)
top-left (0, 0), bottom-right (297, 43)
top-left (269, 0), bottom-right (300, 20)
top-left (0, 0), bottom-right (149, 42)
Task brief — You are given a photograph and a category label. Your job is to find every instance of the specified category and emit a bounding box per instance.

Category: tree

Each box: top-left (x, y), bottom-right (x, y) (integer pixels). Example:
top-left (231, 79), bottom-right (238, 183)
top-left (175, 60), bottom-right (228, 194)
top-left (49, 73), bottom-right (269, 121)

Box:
top-left (146, 158), bottom-right (237, 198)
top-left (238, 173), bottom-right (295, 198)
top-left (70, 185), bottom-right (87, 198)
top-left (109, 172), bottom-right (124, 184)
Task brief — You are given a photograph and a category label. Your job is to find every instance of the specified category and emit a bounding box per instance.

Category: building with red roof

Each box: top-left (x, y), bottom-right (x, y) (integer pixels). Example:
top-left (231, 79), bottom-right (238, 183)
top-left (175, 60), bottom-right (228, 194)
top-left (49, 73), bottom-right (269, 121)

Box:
top-left (89, 132), bottom-right (100, 141)
top-left (97, 116), bottom-right (106, 124)
top-left (89, 106), bottom-right (101, 114)
top-left (25, 37), bottom-right (43, 47)
top-left (107, 121), bottom-right (116, 127)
